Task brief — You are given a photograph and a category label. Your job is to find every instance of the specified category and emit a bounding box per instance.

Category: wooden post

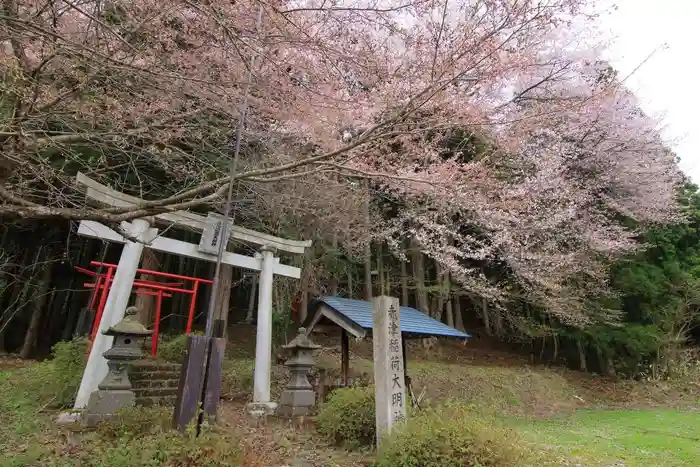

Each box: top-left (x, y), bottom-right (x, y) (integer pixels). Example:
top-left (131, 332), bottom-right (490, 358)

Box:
top-left (341, 329), bottom-right (349, 386)
top-left (214, 264), bottom-right (232, 339)
top-left (135, 249), bottom-right (159, 326)
top-left (401, 338), bottom-right (411, 403)
top-left (173, 335), bottom-right (209, 431)
top-left (202, 337), bottom-right (227, 422)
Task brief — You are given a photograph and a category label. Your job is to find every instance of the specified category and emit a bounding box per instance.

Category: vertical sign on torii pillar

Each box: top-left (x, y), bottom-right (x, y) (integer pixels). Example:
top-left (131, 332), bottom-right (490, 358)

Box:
top-left (72, 173), bottom-right (311, 414)
top-left (199, 213), bottom-right (231, 256)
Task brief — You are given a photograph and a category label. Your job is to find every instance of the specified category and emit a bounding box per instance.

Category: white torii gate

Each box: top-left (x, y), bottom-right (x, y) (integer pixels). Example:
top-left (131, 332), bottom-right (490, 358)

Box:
top-left (72, 173), bottom-right (311, 414)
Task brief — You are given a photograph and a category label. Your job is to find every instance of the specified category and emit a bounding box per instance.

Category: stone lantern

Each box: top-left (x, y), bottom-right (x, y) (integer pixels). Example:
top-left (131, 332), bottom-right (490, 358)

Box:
top-left (84, 306), bottom-right (152, 426)
top-left (278, 327), bottom-right (321, 417)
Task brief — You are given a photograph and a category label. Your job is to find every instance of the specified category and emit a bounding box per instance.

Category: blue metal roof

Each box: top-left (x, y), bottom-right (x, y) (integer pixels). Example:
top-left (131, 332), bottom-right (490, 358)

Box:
top-left (310, 296), bottom-right (470, 339)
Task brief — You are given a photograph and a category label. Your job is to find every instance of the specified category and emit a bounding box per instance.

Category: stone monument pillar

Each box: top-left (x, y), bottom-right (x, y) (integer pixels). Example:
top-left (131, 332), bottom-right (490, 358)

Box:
top-left (84, 306), bottom-right (152, 426)
top-left (277, 327), bottom-right (321, 417)
top-left (372, 296), bottom-right (406, 447)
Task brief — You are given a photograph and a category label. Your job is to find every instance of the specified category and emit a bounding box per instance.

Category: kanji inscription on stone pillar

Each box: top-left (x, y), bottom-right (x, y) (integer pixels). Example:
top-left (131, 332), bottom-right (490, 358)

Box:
top-left (372, 295), bottom-right (406, 447)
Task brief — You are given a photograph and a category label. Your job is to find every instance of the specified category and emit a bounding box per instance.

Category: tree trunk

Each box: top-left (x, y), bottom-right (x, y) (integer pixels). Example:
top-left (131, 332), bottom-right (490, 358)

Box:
top-left (595, 345), bottom-right (616, 377)
top-left (493, 308), bottom-right (503, 337)
top-left (442, 238), bottom-right (454, 326)
top-left (376, 242), bottom-right (385, 296)
top-left (410, 238), bottom-right (428, 314)
top-left (364, 241), bottom-right (372, 300)
top-left (400, 252), bottom-right (409, 306)
top-left (20, 261), bottom-right (53, 359)
top-left (330, 234), bottom-right (339, 296)
top-left (445, 271), bottom-right (454, 328)
top-left (363, 181), bottom-right (373, 300)
top-left (435, 263), bottom-right (444, 321)
top-left (438, 263), bottom-right (453, 326)
top-left (453, 295), bottom-right (464, 331)
top-left (552, 333), bottom-right (559, 362)
top-left (605, 355), bottom-right (616, 377)
top-left (3, 247), bottom-right (43, 340)
top-left (299, 246), bottom-right (313, 322)
top-left (539, 336), bottom-right (547, 361)
top-left (135, 249), bottom-right (159, 326)
top-left (0, 249), bottom-right (30, 326)
top-left (576, 338), bottom-right (587, 372)
top-left (59, 242), bottom-right (92, 340)
top-left (274, 283), bottom-right (282, 318)
top-left (246, 274), bottom-right (257, 323)
top-left (74, 307), bottom-right (91, 337)
top-left (214, 264), bottom-right (232, 339)
top-left (481, 297), bottom-right (492, 335)
top-left (347, 270), bottom-right (353, 299)
top-left (0, 233), bottom-right (13, 352)
top-left (59, 273), bottom-right (79, 340)
top-left (429, 295), bottom-right (437, 320)
top-left (0, 311), bottom-right (6, 352)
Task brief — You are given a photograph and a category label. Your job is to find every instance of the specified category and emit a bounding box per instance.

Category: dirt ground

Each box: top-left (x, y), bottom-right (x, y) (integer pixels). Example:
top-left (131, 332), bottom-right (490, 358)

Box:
top-left (219, 403), bottom-right (373, 467)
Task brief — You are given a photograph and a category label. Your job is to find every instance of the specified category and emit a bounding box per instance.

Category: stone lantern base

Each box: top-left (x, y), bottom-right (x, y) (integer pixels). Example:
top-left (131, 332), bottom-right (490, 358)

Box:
top-left (84, 389), bottom-right (135, 426)
top-left (278, 388), bottom-right (315, 417)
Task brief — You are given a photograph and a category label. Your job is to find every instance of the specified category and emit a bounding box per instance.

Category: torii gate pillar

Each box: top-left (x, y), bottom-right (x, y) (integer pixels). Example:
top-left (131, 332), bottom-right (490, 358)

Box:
top-left (74, 219), bottom-right (157, 409)
top-left (250, 247), bottom-right (276, 413)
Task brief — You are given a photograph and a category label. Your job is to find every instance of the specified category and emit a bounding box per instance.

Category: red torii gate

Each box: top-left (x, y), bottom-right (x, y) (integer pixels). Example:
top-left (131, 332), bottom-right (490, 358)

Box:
top-left (75, 261), bottom-right (213, 356)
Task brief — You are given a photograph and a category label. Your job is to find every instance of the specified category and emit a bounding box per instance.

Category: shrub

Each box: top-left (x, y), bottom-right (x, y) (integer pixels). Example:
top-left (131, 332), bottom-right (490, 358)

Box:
top-left (84, 428), bottom-right (241, 467)
top-left (45, 337), bottom-right (89, 407)
top-left (95, 406), bottom-right (172, 441)
top-left (375, 402), bottom-right (564, 467)
top-left (84, 405), bottom-right (240, 466)
top-left (220, 358), bottom-right (255, 401)
top-left (1, 369), bottom-right (242, 467)
top-left (272, 307), bottom-right (292, 348)
top-left (158, 332), bottom-right (201, 363)
top-left (316, 386), bottom-right (376, 449)
top-left (5, 337), bottom-right (89, 409)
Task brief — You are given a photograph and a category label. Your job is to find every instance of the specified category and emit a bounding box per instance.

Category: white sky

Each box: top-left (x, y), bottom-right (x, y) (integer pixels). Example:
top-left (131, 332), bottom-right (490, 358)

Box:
top-left (599, 1), bottom-right (700, 183)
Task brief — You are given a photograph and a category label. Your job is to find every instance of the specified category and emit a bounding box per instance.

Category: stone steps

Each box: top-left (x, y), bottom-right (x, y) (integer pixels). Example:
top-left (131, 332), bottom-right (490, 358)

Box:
top-left (130, 378), bottom-right (179, 389)
top-left (137, 395), bottom-right (178, 407)
top-left (131, 361), bottom-right (181, 373)
top-left (131, 370), bottom-right (180, 380)
top-left (130, 361), bottom-right (181, 407)
top-left (133, 387), bottom-right (179, 398)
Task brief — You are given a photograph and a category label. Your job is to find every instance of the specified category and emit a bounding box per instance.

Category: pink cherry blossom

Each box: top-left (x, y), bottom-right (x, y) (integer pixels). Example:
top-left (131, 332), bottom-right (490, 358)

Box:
top-left (0, 0), bottom-right (682, 324)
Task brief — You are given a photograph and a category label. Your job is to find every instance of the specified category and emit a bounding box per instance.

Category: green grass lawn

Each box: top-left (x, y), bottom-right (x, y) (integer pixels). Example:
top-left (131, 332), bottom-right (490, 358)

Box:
top-left (515, 409), bottom-right (700, 466)
top-left (3, 340), bottom-right (699, 466)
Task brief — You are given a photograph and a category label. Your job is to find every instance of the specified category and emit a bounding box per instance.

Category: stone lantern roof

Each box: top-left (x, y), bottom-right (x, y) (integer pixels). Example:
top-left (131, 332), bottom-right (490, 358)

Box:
top-left (104, 306), bottom-right (152, 338)
top-left (282, 328), bottom-right (321, 351)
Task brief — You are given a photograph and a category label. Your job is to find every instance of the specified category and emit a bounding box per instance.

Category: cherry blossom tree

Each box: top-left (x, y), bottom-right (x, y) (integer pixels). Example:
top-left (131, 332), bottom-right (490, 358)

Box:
top-left (0, 0), bottom-right (593, 216)
top-left (0, 0), bottom-right (682, 323)
top-left (372, 57), bottom-right (683, 324)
